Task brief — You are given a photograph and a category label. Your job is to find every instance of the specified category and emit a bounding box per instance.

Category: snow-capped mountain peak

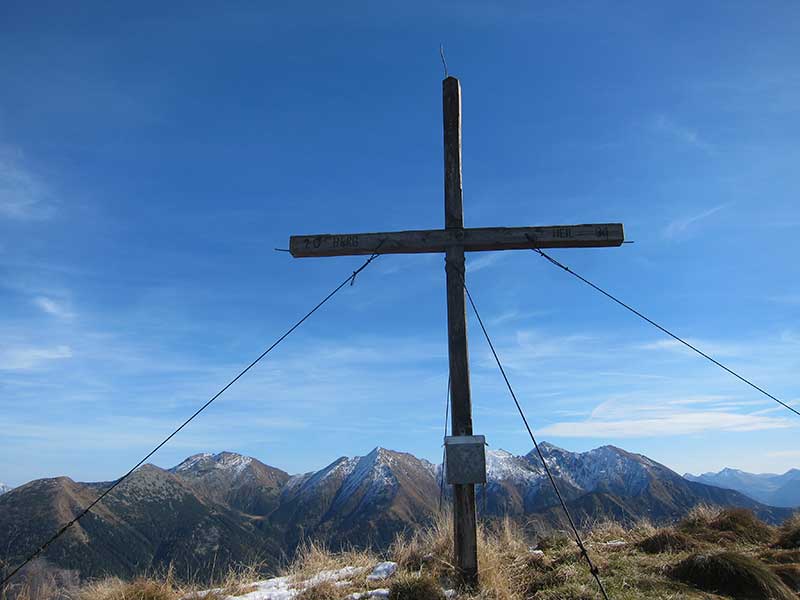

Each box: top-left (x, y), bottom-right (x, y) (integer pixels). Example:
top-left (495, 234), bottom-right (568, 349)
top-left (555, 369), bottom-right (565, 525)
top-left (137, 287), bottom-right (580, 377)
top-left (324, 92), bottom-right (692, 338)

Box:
top-left (171, 451), bottom-right (253, 475)
top-left (330, 448), bottom-right (399, 512)
top-left (486, 449), bottom-right (542, 483)
top-left (172, 453), bottom-right (213, 472)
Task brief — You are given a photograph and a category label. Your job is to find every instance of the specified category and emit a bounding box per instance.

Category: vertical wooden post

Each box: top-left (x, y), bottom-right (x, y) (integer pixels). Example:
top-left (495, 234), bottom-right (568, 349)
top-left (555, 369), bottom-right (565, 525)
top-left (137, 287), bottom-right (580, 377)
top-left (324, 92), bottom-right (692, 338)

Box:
top-left (443, 75), bottom-right (478, 587)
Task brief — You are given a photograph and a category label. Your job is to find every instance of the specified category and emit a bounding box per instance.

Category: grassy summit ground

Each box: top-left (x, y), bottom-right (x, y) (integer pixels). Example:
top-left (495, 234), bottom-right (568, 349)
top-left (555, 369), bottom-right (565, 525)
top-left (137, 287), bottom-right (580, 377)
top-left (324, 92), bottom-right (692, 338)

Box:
top-left (6, 506), bottom-right (800, 600)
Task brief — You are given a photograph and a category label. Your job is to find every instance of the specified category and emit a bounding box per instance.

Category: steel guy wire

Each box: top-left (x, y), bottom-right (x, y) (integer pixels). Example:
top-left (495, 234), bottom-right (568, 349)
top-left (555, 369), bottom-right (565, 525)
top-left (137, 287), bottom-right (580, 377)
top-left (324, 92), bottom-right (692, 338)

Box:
top-left (461, 277), bottom-right (612, 600)
top-left (0, 250), bottom-right (383, 590)
top-left (528, 242), bottom-right (799, 419)
top-left (439, 374), bottom-right (451, 512)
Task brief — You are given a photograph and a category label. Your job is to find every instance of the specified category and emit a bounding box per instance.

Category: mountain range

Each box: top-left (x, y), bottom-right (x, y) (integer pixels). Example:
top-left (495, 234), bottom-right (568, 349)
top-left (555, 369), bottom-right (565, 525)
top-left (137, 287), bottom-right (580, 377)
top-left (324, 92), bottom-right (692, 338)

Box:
top-left (0, 482), bottom-right (12, 495)
top-left (0, 443), bottom-right (792, 583)
top-left (685, 467), bottom-right (800, 508)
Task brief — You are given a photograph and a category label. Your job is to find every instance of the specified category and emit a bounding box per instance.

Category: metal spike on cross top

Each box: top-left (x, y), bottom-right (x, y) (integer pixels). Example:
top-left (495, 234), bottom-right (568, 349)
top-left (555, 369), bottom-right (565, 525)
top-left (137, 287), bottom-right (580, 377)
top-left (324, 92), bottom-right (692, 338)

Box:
top-left (289, 76), bottom-right (625, 586)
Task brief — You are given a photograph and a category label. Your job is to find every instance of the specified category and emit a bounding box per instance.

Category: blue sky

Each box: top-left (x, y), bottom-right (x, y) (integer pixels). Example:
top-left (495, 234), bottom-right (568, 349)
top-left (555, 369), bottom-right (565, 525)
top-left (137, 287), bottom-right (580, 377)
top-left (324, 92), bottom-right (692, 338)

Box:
top-left (1, 2), bottom-right (799, 487)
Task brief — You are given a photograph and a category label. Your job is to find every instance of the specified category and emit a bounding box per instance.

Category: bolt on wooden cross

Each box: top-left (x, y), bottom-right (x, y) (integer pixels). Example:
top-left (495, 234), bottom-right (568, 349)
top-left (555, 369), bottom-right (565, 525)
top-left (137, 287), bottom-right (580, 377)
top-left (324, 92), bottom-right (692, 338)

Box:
top-left (289, 76), bottom-right (624, 586)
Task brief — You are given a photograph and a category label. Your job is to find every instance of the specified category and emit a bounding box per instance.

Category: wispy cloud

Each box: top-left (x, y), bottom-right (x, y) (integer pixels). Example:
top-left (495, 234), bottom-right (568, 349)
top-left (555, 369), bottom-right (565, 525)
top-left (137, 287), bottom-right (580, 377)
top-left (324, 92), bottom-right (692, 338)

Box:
top-left (639, 337), bottom-right (743, 358)
top-left (466, 253), bottom-right (507, 273)
top-left (488, 309), bottom-right (552, 327)
top-left (541, 412), bottom-right (790, 437)
top-left (33, 296), bottom-right (74, 319)
top-left (0, 345), bottom-right (73, 370)
top-left (0, 150), bottom-right (54, 221)
top-left (766, 450), bottom-right (800, 459)
top-left (652, 114), bottom-right (713, 153)
top-left (540, 393), bottom-right (792, 438)
top-left (663, 204), bottom-right (728, 238)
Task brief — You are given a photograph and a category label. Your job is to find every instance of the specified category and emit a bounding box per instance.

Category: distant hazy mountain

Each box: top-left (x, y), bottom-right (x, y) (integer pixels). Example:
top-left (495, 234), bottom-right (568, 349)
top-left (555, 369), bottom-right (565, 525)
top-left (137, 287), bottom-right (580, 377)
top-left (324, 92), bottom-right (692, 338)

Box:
top-left (684, 467), bottom-right (800, 507)
top-left (0, 444), bottom-right (792, 583)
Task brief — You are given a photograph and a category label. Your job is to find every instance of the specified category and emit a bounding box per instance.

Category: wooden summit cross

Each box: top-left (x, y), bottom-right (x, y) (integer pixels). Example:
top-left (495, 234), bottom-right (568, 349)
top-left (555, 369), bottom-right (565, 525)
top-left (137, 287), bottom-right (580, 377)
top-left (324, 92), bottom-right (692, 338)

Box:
top-left (289, 76), bottom-right (624, 585)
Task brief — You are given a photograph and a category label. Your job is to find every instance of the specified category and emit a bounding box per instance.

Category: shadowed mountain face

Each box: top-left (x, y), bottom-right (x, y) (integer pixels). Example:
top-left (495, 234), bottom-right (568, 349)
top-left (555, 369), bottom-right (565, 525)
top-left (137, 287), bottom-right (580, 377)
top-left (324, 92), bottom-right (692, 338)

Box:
top-left (169, 451), bottom-right (290, 516)
top-left (273, 448), bottom-right (440, 549)
top-left (0, 445), bottom-right (792, 583)
top-left (0, 466), bottom-right (274, 583)
top-left (685, 467), bottom-right (800, 508)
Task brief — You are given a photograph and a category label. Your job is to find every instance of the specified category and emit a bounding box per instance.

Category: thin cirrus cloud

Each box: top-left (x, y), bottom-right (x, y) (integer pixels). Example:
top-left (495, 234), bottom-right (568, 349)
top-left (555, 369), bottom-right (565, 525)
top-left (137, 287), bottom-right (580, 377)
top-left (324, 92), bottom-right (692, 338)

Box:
top-left (652, 114), bottom-right (714, 153)
top-left (638, 337), bottom-right (744, 358)
top-left (0, 151), bottom-right (54, 221)
top-left (663, 204), bottom-right (728, 239)
top-left (0, 345), bottom-right (73, 370)
top-left (539, 393), bottom-right (791, 438)
top-left (466, 252), bottom-right (508, 274)
top-left (539, 411), bottom-right (790, 437)
top-left (33, 296), bottom-right (74, 319)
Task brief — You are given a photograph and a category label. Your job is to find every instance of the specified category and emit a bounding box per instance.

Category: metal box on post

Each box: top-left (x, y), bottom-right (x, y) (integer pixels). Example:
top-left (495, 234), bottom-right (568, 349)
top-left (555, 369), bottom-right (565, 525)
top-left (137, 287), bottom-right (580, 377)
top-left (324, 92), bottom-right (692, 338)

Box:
top-left (445, 435), bottom-right (487, 485)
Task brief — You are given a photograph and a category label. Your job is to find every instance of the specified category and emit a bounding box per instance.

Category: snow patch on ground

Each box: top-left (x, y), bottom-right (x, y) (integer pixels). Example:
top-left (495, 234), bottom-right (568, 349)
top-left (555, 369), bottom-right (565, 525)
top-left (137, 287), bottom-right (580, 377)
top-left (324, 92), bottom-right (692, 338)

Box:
top-left (193, 566), bottom-right (375, 600)
top-left (305, 566), bottom-right (366, 586)
top-left (366, 562), bottom-right (396, 581)
top-left (345, 590), bottom-right (389, 600)
top-left (192, 562), bottom-right (451, 600)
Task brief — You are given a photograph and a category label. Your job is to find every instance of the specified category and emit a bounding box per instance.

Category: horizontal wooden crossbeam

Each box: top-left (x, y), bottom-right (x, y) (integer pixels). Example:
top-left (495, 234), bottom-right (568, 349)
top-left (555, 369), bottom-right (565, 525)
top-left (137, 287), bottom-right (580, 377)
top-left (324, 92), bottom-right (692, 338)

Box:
top-left (290, 223), bottom-right (624, 257)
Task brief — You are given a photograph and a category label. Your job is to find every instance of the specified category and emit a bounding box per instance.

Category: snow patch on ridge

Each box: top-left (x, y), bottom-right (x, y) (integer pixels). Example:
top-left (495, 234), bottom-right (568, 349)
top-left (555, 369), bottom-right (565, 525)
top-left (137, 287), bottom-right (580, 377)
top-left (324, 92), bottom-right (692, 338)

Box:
top-left (173, 453), bottom-right (214, 472)
top-left (330, 448), bottom-right (396, 512)
top-left (283, 456), bottom-right (359, 496)
top-left (172, 452), bottom-right (253, 475)
top-left (486, 449), bottom-right (542, 483)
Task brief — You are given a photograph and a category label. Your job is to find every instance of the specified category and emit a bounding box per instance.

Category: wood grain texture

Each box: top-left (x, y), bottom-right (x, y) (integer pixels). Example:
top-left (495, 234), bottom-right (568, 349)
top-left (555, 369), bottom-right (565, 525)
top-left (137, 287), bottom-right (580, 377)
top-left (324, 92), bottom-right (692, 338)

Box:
top-left (443, 77), bottom-right (463, 229)
top-left (453, 483), bottom-right (478, 587)
top-left (443, 75), bottom-right (478, 587)
top-left (289, 223), bottom-right (624, 257)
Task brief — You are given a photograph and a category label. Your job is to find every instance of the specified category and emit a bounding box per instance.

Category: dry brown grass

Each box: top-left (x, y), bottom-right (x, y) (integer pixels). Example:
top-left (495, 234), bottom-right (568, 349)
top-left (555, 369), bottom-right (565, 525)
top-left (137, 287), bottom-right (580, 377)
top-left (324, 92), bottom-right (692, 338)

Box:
top-left (75, 562), bottom-right (267, 600)
top-left (776, 512), bottom-right (800, 549)
top-left (388, 574), bottom-right (446, 600)
top-left (294, 580), bottom-right (342, 600)
top-left (65, 508), bottom-right (795, 600)
top-left (771, 563), bottom-right (800, 592)
top-left (761, 548), bottom-right (800, 564)
top-left (285, 539), bottom-right (375, 583)
top-left (207, 561), bottom-right (270, 598)
top-left (391, 510), bottom-right (454, 575)
top-left (679, 503), bottom-right (722, 531)
top-left (391, 511), bottom-right (749, 599)
top-left (584, 519), bottom-right (628, 544)
top-left (637, 529), bottom-right (699, 554)
top-left (678, 506), bottom-right (776, 548)
top-left (76, 577), bottom-right (179, 600)
top-left (672, 552), bottom-right (796, 600)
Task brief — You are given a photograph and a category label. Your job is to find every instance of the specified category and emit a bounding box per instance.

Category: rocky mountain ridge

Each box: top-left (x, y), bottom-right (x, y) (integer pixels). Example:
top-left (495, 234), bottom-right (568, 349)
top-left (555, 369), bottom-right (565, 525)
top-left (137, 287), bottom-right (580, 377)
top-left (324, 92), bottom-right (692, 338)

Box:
top-left (0, 444), bottom-right (792, 583)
